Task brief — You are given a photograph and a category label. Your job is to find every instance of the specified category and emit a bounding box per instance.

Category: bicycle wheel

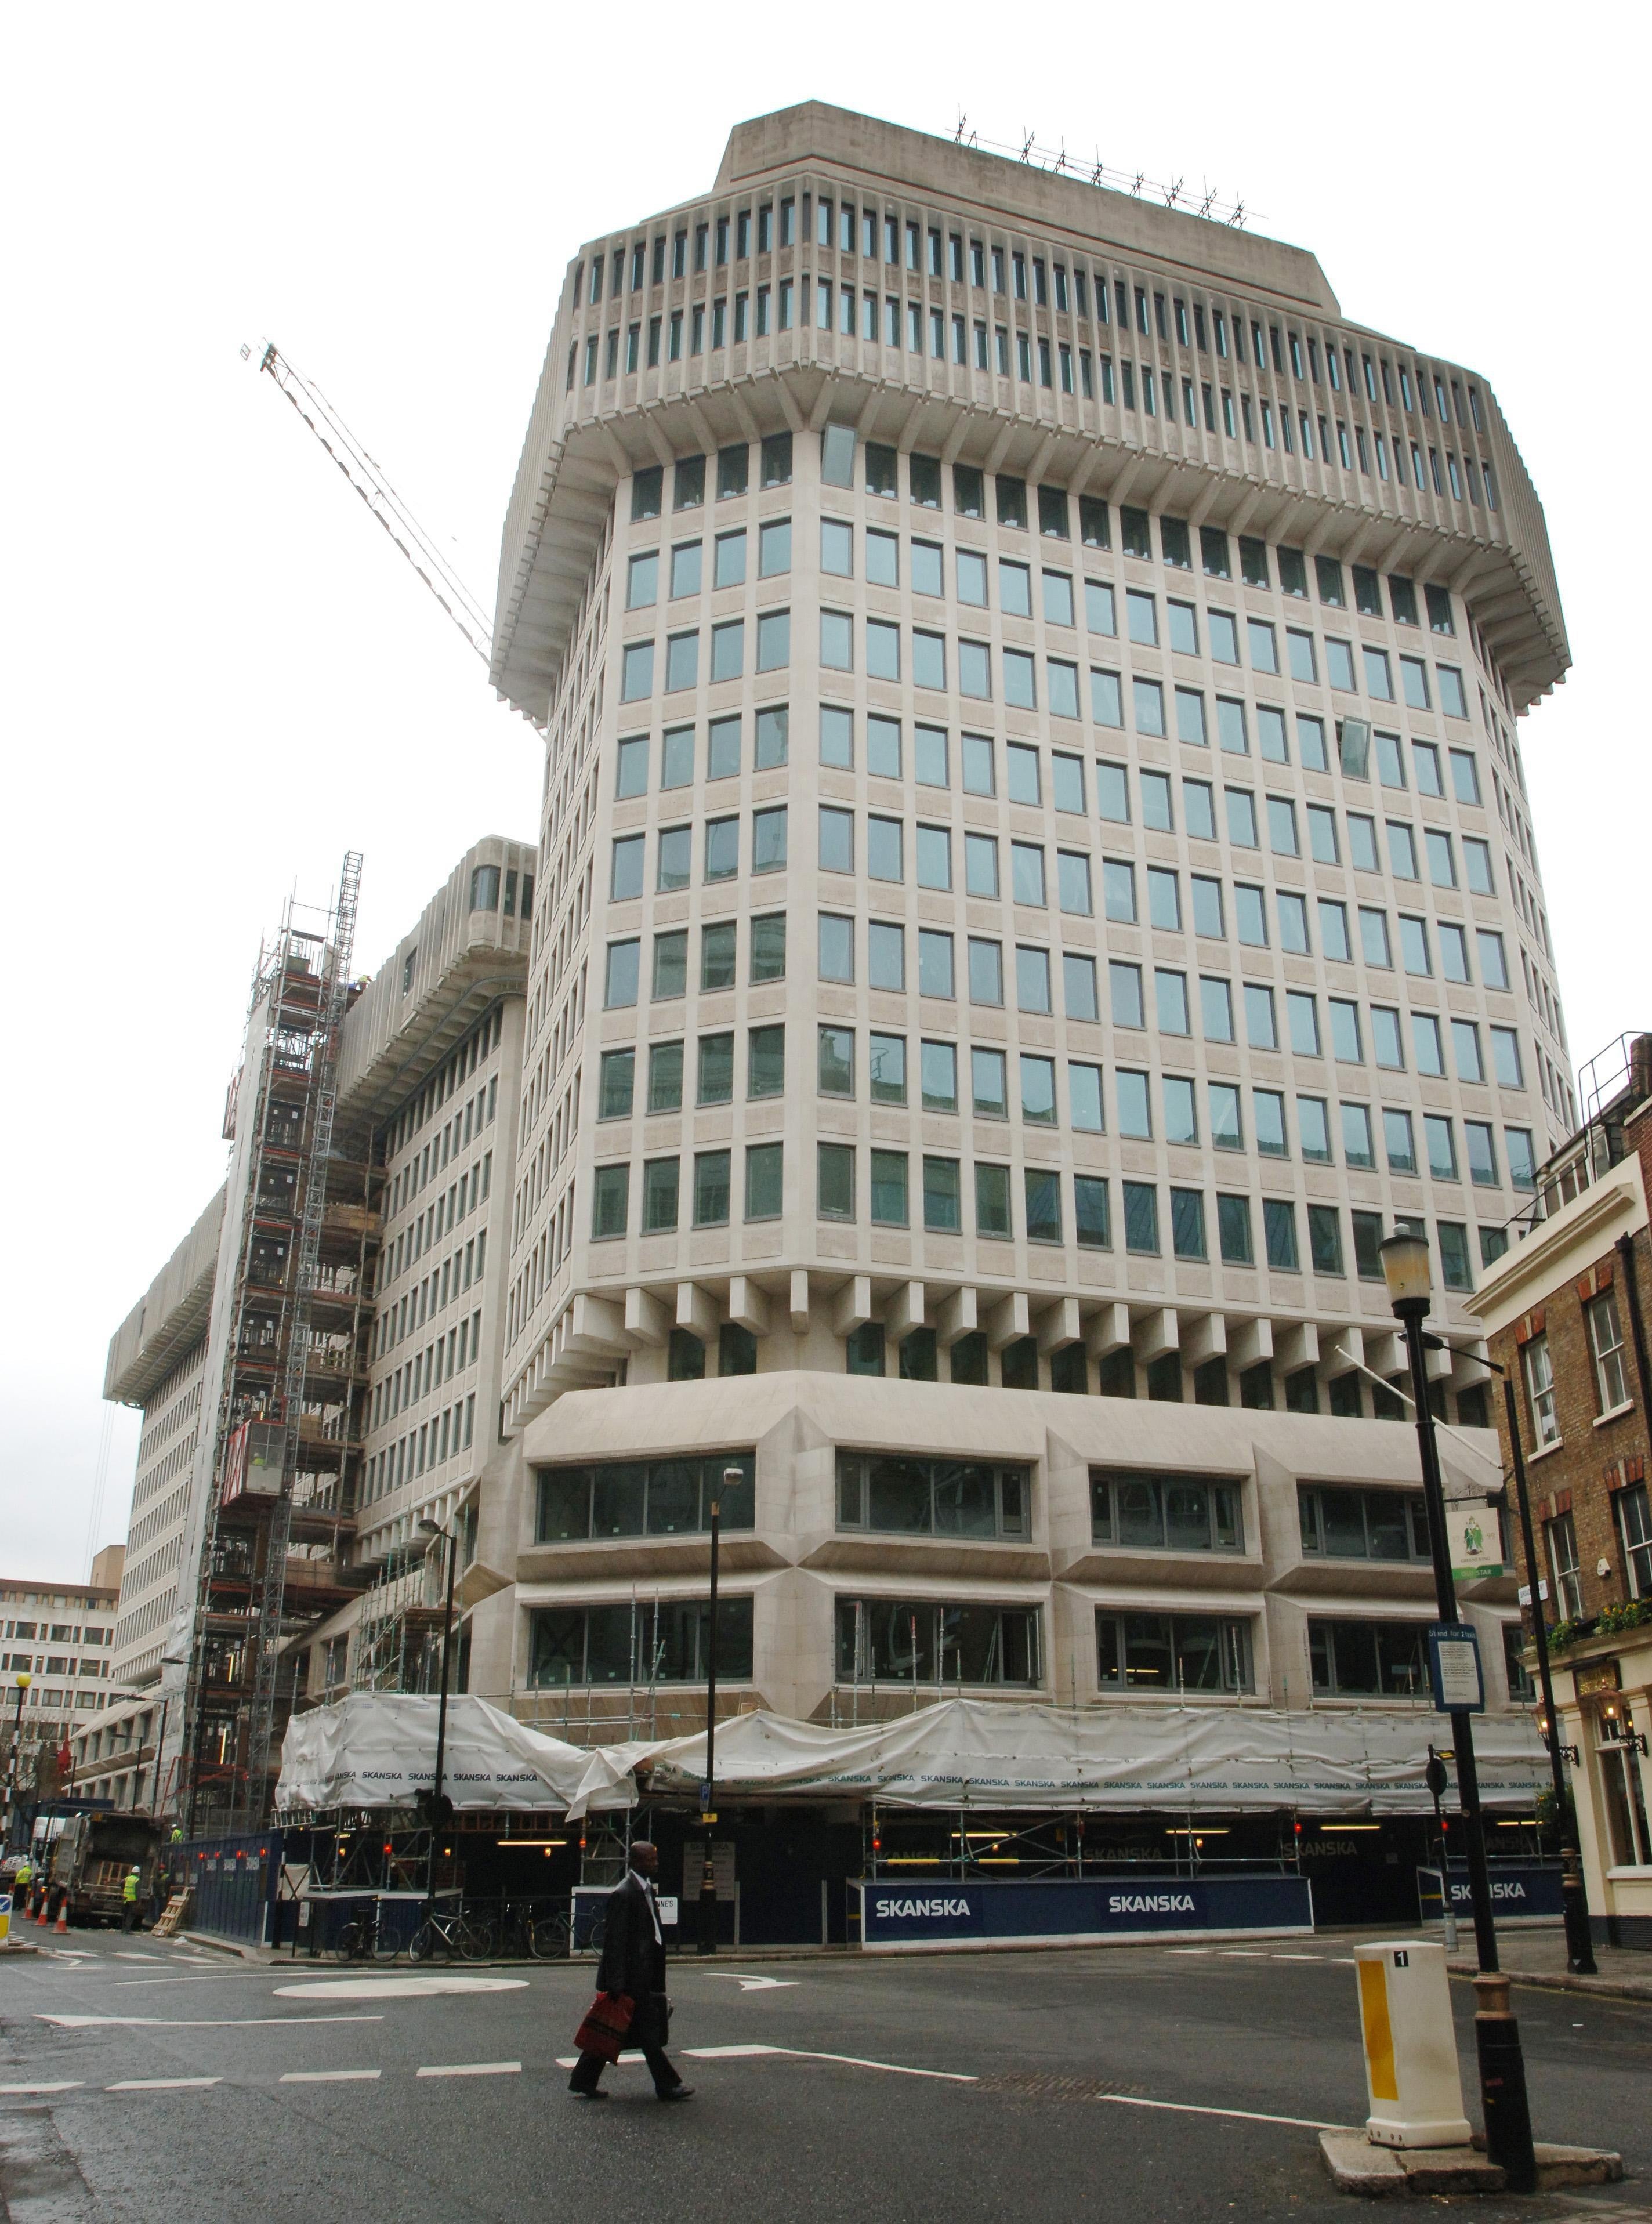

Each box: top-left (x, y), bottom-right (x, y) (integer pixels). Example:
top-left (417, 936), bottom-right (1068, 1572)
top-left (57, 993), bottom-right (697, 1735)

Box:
top-left (334, 1922), bottom-right (363, 1964)
top-left (458, 1917), bottom-right (492, 1964)
top-left (409, 1920), bottom-right (450, 1965)
top-left (529, 1913), bottom-right (568, 1962)
top-left (373, 1919), bottom-right (400, 1962)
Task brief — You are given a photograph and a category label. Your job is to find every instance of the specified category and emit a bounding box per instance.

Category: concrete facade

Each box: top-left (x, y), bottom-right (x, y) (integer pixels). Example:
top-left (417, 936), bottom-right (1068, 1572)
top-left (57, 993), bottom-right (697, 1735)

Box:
top-left (487, 104), bottom-right (1573, 1757)
top-left (495, 103), bottom-right (1574, 1447)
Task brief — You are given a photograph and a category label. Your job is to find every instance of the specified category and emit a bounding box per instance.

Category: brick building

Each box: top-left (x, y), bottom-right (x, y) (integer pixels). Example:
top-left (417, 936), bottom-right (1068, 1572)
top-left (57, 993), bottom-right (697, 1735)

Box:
top-left (1469, 1032), bottom-right (1652, 1948)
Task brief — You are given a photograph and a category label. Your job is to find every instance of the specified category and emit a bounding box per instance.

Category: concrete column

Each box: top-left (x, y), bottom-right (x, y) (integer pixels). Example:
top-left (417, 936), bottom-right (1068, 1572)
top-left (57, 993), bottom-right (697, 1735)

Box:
top-left (676, 1281), bottom-right (719, 1343)
top-left (1084, 1303), bottom-right (1130, 1360)
top-left (1131, 1309), bottom-right (1179, 1365)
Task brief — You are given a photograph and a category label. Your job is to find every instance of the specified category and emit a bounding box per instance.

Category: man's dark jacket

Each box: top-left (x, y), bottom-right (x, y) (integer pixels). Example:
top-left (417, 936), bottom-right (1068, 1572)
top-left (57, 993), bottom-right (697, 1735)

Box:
top-left (597, 1870), bottom-right (666, 2013)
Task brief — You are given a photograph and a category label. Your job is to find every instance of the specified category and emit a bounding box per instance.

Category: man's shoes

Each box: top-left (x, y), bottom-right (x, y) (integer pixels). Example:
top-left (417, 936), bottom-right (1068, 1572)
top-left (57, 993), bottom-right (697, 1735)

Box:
top-left (569, 2087), bottom-right (608, 2099)
top-left (656, 2085), bottom-right (695, 2102)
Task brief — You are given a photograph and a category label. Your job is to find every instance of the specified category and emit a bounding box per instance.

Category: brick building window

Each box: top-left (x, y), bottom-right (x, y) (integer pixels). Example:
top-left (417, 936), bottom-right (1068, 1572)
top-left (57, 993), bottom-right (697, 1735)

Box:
top-left (1618, 1483), bottom-right (1652, 1599)
top-left (1586, 1292), bottom-right (1631, 1414)
top-left (1523, 1333), bottom-right (1559, 1448)
top-left (1501, 1622), bottom-right (1534, 1703)
top-left (1546, 1511), bottom-right (1583, 1619)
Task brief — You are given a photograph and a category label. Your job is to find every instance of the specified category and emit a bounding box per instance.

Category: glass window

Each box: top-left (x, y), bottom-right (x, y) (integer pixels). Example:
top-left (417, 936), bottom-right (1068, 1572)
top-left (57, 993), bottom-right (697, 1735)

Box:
top-left (921, 1040), bottom-right (958, 1113)
top-left (818, 1025), bottom-right (854, 1097)
top-left (817, 1141), bottom-right (854, 1220)
top-left (968, 937), bottom-right (1003, 1006)
top-left (917, 930), bottom-right (953, 998)
top-left (1096, 1610), bottom-right (1253, 1694)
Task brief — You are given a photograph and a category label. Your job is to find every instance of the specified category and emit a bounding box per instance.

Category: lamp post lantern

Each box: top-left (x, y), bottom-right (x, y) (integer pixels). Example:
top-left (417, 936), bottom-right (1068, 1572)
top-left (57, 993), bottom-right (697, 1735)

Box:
top-left (1379, 1230), bottom-right (1535, 2190)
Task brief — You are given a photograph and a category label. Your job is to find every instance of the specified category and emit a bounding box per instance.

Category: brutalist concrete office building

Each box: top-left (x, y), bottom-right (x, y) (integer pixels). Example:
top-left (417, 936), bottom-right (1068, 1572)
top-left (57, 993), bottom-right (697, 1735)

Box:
top-left (481, 103), bottom-right (1570, 1926)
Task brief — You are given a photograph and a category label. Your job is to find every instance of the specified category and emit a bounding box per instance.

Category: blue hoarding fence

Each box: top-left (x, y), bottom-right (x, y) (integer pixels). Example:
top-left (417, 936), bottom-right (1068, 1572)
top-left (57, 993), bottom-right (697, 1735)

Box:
top-left (856, 1871), bottom-right (1312, 1949)
top-left (174, 1832), bottom-right (281, 1946)
top-left (1417, 1864), bottom-right (1562, 1927)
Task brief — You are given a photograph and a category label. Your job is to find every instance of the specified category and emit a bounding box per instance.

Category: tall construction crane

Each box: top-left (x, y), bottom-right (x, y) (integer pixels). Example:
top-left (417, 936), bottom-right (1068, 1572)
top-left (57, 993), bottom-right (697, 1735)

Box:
top-left (244, 339), bottom-right (501, 678)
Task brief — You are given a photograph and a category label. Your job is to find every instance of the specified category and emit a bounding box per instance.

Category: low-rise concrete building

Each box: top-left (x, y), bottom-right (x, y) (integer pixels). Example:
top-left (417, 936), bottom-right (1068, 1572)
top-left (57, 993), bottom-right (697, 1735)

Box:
top-left (3, 1550), bottom-right (123, 1827)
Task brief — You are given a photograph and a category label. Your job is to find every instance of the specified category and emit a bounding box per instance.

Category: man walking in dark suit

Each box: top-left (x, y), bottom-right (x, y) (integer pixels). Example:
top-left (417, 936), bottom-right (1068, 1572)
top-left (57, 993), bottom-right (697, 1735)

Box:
top-left (568, 1841), bottom-right (692, 2102)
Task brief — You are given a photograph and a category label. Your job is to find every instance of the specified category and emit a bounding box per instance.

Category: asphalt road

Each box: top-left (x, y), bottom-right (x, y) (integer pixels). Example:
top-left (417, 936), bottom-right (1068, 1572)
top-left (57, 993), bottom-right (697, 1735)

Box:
top-left (1, 1934), bottom-right (1648, 2223)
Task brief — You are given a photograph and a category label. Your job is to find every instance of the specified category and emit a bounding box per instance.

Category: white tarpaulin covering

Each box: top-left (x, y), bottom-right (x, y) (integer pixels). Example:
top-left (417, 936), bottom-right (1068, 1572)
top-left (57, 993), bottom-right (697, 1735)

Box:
top-left (607, 1699), bottom-right (1549, 1819)
top-left (279, 1694), bottom-right (1549, 1821)
top-left (275, 1694), bottom-right (633, 1816)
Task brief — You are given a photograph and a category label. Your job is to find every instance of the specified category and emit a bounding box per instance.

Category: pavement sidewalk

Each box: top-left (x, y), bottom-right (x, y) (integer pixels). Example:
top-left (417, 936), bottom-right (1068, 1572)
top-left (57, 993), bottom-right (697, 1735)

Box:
top-left (1439, 1922), bottom-right (1652, 2004)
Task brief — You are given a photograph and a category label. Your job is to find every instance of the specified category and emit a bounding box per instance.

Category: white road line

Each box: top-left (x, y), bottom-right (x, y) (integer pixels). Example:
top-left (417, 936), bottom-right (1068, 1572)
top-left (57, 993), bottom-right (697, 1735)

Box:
top-left (416, 2062), bottom-right (521, 2078)
top-left (1095, 2092), bottom-right (1342, 2132)
top-left (107, 2077), bottom-right (220, 2092)
top-left (1164, 1947), bottom-right (1211, 1955)
top-left (113, 1975), bottom-right (248, 1988)
top-left (280, 2070), bottom-right (382, 2084)
top-left (39, 2013), bottom-right (383, 2029)
top-left (789, 2048), bottom-right (976, 2082)
top-left (0, 2082), bottom-right (84, 2095)
top-left (1273, 1954), bottom-right (1326, 1962)
top-left (1218, 1950), bottom-right (1270, 1958)
top-left (111, 1953), bottom-right (164, 1963)
top-left (557, 2043), bottom-right (972, 2081)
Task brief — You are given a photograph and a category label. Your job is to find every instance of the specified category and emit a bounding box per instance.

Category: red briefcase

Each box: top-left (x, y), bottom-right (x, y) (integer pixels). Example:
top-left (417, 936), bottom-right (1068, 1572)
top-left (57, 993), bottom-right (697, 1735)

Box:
top-left (574, 1992), bottom-right (635, 2063)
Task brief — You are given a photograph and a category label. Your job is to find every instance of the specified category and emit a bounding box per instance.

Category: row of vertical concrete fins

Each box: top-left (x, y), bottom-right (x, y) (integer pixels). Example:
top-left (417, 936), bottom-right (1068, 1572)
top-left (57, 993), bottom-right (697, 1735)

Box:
top-left (491, 101), bottom-right (1566, 722)
top-left (104, 1188), bottom-right (225, 1406)
top-left (509, 1269), bottom-right (1472, 1437)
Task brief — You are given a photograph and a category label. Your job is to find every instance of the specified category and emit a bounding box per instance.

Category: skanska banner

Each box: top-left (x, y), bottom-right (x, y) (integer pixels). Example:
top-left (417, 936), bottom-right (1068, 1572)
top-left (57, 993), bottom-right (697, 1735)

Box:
top-left (858, 1874), bottom-right (1313, 1947)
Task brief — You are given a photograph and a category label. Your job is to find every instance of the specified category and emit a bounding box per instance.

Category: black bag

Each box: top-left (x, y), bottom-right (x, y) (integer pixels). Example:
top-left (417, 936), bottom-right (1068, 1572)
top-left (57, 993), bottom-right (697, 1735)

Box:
top-left (630, 1990), bottom-right (671, 2051)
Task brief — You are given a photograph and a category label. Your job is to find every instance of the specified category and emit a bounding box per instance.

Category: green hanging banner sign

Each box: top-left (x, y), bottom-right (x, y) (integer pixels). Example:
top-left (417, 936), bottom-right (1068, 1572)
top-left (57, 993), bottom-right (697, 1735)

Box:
top-left (1446, 1500), bottom-right (1506, 1582)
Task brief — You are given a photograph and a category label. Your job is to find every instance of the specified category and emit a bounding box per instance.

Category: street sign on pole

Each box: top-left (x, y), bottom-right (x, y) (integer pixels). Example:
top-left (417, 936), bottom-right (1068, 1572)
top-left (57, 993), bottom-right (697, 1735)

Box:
top-left (1428, 1624), bottom-right (1485, 1714)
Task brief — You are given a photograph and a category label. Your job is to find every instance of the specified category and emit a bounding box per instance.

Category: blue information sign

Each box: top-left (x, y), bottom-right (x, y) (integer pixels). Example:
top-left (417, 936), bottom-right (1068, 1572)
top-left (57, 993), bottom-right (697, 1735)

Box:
top-left (1428, 1622), bottom-right (1485, 1712)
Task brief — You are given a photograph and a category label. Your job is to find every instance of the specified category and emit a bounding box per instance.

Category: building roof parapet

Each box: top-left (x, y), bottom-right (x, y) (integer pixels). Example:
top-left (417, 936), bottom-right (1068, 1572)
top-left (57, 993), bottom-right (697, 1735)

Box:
top-left (493, 103), bottom-right (1566, 724)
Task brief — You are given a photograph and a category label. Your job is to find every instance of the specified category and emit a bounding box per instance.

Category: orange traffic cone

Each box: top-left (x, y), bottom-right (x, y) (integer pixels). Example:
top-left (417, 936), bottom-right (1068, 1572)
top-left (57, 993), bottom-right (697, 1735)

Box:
top-left (53, 1899), bottom-right (68, 1933)
top-left (35, 1894), bottom-right (49, 1925)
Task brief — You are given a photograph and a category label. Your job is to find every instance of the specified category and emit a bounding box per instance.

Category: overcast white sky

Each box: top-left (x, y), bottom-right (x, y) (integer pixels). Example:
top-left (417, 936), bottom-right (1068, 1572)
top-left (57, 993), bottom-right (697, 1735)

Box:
top-left (2, 2), bottom-right (1644, 1583)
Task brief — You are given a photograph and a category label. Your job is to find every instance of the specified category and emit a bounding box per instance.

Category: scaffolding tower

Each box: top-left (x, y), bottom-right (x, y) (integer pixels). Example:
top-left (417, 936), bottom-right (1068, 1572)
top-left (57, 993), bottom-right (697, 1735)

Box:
top-left (185, 853), bottom-right (376, 1832)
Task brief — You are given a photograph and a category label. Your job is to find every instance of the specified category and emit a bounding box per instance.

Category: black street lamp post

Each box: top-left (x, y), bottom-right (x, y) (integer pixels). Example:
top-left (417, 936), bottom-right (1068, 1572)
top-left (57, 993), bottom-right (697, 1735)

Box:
top-left (696, 1470), bottom-right (732, 1955)
top-left (1379, 1230), bottom-right (1536, 2193)
top-left (3, 1674), bottom-right (30, 1853)
top-left (417, 1518), bottom-right (459, 1916)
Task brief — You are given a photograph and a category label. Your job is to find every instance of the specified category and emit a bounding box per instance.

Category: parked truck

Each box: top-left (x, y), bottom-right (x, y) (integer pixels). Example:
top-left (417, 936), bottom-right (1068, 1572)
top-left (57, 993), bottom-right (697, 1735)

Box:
top-left (47, 1811), bottom-right (165, 1926)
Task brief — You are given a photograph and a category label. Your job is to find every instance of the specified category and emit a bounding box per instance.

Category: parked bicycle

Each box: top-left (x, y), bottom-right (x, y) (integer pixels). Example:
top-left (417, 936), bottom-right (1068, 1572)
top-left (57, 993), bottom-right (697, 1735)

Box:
top-left (333, 1896), bottom-right (398, 1962)
top-left (491, 1899), bottom-right (570, 1961)
top-left (408, 1904), bottom-right (492, 1964)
